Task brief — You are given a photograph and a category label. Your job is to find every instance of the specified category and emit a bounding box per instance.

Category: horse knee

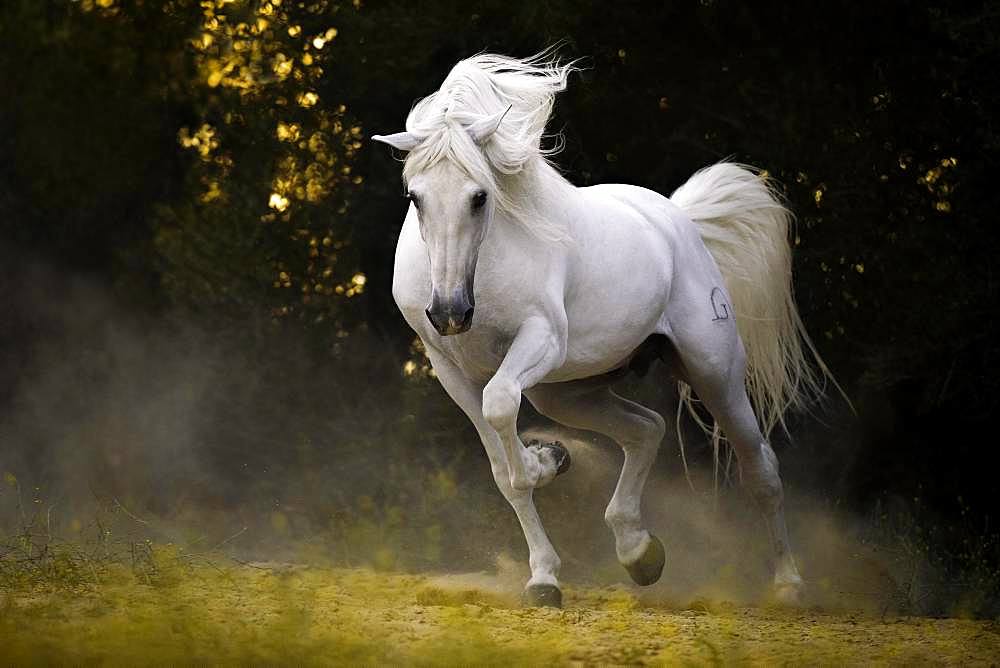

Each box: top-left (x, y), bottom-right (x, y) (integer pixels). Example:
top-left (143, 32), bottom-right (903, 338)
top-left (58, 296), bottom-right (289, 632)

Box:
top-left (483, 376), bottom-right (520, 433)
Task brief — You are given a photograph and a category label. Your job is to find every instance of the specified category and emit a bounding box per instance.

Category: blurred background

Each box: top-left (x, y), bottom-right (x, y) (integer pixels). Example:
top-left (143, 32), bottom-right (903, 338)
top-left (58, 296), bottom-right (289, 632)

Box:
top-left (1, 0), bottom-right (998, 614)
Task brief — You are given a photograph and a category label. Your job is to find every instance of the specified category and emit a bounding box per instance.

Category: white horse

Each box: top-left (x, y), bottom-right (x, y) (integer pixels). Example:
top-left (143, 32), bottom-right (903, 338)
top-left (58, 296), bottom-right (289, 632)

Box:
top-left (374, 51), bottom-right (832, 608)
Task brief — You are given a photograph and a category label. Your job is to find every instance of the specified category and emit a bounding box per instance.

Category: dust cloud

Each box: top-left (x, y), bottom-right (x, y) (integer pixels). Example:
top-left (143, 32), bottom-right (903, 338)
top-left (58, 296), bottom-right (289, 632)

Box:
top-left (0, 255), bottom-right (973, 618)
top-left (453, 424), bottom-right (934, 616)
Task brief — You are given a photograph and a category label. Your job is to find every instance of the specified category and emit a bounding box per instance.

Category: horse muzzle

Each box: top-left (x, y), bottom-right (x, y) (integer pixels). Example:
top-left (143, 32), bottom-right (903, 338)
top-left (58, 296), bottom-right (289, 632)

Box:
top-left (425, 289), bottom-right (475, 336)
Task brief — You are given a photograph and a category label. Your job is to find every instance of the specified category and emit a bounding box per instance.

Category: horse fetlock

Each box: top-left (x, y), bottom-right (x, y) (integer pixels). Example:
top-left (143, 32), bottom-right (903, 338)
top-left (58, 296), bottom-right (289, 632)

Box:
top-left (525, 439), bottom-right (570, 488)
top-left (603, 505), bottom-right (639, 534)
top-left (610, 515), bottom-right (644, 550)
top-left (775, 570), bottom-right (804, 588)
top-left (774, 553), bottom-right (803, 588)
top-left (528, 553), bottom-right (561, 583)
top-left (607, 507), bottom-right (651, 566)
top-left (773, 576), bottom-right (805, 606)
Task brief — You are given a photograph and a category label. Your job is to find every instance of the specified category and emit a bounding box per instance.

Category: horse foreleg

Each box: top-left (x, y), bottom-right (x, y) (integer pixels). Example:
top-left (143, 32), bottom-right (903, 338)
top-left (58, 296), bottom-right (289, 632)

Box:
top-left (527, 382), bottom-right (667, 586)
top-left (482, 316), bottom-right (568, 492)
top-left (425, 346), bottom-right (564, 607)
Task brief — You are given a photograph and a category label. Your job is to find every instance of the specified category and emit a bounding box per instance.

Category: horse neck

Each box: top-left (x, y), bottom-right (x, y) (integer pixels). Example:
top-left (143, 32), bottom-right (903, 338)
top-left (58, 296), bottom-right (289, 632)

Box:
top-left (516, 157), bottom-right (580, 229)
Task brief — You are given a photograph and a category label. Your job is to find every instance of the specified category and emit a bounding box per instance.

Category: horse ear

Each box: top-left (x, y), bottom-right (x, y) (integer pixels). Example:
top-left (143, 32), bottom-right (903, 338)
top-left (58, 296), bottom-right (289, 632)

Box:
top-left (466, 105), bottom-right (512, 144)
top-left (371, 131), bottom-right (421, 152)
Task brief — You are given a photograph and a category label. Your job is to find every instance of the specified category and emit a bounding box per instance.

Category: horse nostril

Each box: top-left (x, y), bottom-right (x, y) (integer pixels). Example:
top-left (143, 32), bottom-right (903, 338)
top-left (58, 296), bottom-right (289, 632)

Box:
top-left (425, 308), bottom-right (440, 331)
top-left (424, 304), bottom-right (472, 336)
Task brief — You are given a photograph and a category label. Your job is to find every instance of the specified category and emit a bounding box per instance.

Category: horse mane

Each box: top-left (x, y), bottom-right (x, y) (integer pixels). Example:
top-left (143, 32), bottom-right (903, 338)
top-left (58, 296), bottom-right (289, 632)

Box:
top-left (402, 48), bottom-right (578, 241)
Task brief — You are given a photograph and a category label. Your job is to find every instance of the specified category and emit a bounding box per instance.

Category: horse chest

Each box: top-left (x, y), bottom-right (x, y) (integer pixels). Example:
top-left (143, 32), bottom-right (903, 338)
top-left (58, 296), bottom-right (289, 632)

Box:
top-left (428, 326), bottom-right (514, 384)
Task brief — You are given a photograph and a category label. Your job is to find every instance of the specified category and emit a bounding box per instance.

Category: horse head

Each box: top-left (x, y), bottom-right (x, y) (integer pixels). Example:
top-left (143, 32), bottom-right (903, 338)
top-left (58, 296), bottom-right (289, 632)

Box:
top-left (372, 108), bottom-right (510, 336)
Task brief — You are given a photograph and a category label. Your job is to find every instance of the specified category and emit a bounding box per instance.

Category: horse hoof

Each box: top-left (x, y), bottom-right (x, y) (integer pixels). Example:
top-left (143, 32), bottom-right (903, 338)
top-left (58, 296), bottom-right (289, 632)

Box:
top-left (774, 581), bottom-right (805, 606)
top-left (522, 583), bottom-right (562, 608)
top-left (536, 440), bottom-right (571, 476)
top-left (623, 534), bottom-right (665, 586)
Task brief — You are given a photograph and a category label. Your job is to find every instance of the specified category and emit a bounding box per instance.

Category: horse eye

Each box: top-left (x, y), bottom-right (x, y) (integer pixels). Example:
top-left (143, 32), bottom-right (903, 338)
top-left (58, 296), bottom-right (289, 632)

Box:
top-left (471, 190), bottom-right (487, 211)
top-left (406, 191), bottom-right (420, 210)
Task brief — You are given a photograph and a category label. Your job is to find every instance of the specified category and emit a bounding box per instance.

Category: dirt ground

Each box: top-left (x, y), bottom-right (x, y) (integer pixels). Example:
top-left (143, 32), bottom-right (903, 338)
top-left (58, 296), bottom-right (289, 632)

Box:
top-left (2, 563), bottom-right (998, 666)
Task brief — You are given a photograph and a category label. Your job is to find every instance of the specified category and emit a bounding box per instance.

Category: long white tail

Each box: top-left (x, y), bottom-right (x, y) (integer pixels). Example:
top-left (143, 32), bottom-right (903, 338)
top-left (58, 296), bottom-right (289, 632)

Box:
top-left (670, 162), bottom-right (838, 449)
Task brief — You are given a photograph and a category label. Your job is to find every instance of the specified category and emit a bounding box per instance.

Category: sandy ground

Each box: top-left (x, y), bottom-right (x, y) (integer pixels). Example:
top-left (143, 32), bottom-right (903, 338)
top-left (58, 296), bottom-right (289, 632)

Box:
top-left (2, 563), bottom-right (998, 665)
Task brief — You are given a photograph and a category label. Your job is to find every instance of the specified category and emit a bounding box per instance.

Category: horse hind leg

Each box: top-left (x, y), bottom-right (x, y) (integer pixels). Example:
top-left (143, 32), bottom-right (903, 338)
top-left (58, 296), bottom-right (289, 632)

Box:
top-left (671, 328), bottom-right (805, 603)
top-left (525, 381), bottom-right (667, 586)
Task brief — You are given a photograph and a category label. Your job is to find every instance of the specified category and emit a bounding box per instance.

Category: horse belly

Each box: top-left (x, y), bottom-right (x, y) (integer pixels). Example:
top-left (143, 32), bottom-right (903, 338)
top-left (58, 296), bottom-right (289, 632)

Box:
top-left (552, 247), bottom-right (671, 382)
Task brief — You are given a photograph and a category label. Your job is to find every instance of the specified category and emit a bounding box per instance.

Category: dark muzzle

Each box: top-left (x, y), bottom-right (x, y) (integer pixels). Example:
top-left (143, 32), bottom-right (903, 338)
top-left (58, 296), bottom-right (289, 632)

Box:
top-left (425, 288), bottom-right (475, 336)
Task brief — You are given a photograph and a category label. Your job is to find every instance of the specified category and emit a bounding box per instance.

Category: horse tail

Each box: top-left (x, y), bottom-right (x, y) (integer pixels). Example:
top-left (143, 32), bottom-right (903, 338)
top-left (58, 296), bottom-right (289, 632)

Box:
top-left (669, 162), bottom-right (844, 452)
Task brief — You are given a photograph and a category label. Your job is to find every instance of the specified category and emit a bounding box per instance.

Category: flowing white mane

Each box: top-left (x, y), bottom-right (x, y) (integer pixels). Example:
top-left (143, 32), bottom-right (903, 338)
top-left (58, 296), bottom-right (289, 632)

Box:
top-left (401, 50), bottom-right (577, 240)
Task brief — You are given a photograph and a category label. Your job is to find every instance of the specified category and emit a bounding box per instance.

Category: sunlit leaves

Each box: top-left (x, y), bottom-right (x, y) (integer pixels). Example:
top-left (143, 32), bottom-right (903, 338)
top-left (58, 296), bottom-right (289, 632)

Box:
top-left (177, 124), bottom-right (219, 160)
top-left (297, 91), bottom-right (319, 108)
top-left (401, 338), bottom-right (434, 380)
top-left (312, 27), bottom-right (338, 49)
top-left (917, 156), bottom-right (958, 214)
top-left (147, 0), bottom-right (365, 325)
top-left (268, 192), bottom-right (290, 211)
top-left (273, 53), bottom-right (293, 80)
top-left (74, 0), bottom-right (118, 15)
top-left (813, 185), bottom-right (825, 206)
top-left (276, 121), bottom-right (300, 142)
